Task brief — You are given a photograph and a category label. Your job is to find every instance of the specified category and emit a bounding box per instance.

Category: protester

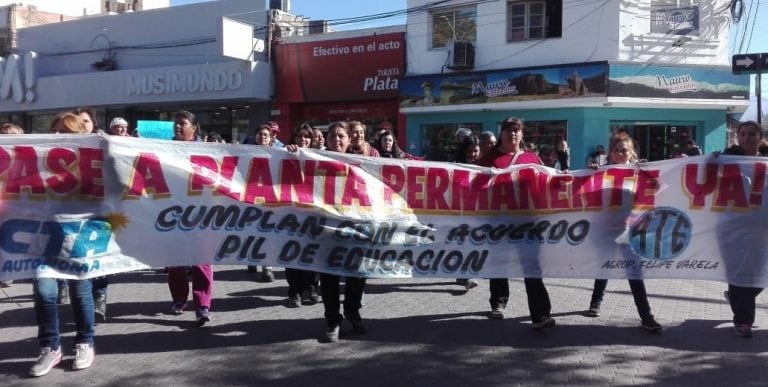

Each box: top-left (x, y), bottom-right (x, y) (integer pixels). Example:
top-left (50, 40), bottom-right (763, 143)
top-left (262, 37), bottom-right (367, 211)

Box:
top-left (476, 117), bottom-right (555, 330)
top-left (371, 120), bottom-right (394, 146)
top-left (681, 139), bottom-right (702, 156)
top-left (108, 117), bottom-right (130, 137)
top-left (283, 125), bottom-right (322, 308)
top-left (73, 106), bottom-right (99, 134)
top-left (0, 123), bottom-right (24, 134)
top-left (91, 117), bottom-right (133, 322)
top-left (555, 139), bottom-right (570, 172)
top-left (587, 144), bottom-right (607, 168)
top-left (455, 136), bottom-right (481, 165)
top-left (478, 131), bottom-right (497, 156)
top-left (267, 121), bottom-right (284, 148)
top-left (455, 127), bottom-right (471, 144)
top-left (453, 135), bottom-right (481, 290)
top-left (374, 130), bottom-right (407, 159)
top-left (585, 135), bottom-right (663, 333)
top-left (349, 121), bottom-right (380, 157)
top-left (287, 121), bottom-right (368, 342)
top-left (50, 114), bottom-right (83, 305)
top-left (720, 120), bottom-right (765, 338)
top-left (206, 131), bottom-right (226, 143)
top-left (312, 128), bottom-right (326, 150)
top-left (168, 110), bottom-right (215, 326)
top-left (245, 124), bottom-right (277, 282)
top-left (29, 114), bottom-right (95, 377)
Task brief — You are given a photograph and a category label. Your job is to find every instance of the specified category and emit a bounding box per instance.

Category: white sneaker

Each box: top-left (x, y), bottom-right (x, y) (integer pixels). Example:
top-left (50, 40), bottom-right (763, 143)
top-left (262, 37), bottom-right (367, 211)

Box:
top-left (29, 347), bottom-right (62, 377)
top-left (72, 343), bottom-right (94, 371)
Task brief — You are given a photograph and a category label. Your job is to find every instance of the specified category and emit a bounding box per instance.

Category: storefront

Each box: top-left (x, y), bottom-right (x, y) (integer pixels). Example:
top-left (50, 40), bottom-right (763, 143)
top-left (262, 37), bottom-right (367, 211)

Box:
top-left (400, 62), bottom-right (749, 167)
top-left (274, 28), bottom-right (405, 145)
top-left (0, 0), bottom-right (273, 142)
top-left (0, 58), bottom-right (271, 141)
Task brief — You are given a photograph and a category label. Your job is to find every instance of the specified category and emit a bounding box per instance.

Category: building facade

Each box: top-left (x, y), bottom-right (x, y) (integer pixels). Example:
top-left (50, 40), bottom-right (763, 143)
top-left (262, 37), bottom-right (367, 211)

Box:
top-left (0, 0), bottom-right (272, 141)
top-left (273, 26), bottom-right (406, 145)
top-left (402, 0), bottom-right (748, 166)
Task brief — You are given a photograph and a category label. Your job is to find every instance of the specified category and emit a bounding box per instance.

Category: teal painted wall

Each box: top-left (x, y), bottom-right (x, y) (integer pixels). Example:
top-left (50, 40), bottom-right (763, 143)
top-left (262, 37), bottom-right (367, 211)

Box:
top-left (406, 107), bottom-right (728, 169)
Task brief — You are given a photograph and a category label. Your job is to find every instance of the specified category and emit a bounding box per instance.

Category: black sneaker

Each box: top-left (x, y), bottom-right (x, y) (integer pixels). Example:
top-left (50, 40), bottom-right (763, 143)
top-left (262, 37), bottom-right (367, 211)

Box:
top-left (532, 316), bottom-right (556, 330)
top-left (287, 295), bottom-right (301, 308)
top-left (641, 317), bottom-right (663, 333)
top-left (345, 311), bottom-right (367, 334)
top-left (586, 303), bottom-right (600, 317)
top-left (734, 324), bottom-right (753, 338)
top-left (488, 307), bottom-right (504, 320)
top-left (323, 324), bottom-right (340, 343)
top-left (261, 268), bottom-right (275, 283)
top-left (303, 290), bottom-right (321, 305)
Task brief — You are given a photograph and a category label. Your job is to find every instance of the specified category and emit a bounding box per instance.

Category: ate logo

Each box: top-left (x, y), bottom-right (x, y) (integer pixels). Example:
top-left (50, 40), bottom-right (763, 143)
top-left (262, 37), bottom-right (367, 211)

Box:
top-left (628, 207), bottom-right (692, 260)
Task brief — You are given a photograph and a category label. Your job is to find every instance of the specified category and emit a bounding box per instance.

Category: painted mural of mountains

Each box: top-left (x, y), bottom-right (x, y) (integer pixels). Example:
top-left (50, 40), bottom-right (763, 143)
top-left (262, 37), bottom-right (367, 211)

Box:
top-left (610, 74), bottom-right (748, 99)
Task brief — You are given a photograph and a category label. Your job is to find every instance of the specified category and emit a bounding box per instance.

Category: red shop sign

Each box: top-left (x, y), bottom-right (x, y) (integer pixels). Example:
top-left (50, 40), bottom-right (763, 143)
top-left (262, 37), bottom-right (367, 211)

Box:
top-left (276, 32), bottom-right (405, 103)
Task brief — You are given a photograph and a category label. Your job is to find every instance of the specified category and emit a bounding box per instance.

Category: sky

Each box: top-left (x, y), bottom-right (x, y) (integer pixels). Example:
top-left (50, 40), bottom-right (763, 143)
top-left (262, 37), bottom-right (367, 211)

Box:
top-left (169, 0), bottom-right (407, 30)
top-left (729, 2), bottom-right (768, 121)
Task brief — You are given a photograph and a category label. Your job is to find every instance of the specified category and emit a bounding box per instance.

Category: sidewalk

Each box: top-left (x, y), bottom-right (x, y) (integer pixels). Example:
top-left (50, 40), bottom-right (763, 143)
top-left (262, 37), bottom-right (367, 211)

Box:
top-left (0, 268), bottom-right (766, 386)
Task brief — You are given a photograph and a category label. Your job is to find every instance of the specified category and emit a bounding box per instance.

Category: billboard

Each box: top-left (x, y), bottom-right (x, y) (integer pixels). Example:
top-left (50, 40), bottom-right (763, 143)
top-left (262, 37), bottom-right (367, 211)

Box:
top-left (400, 63), bottom-right (608, 108)
top-left (609, 65), bottom-right (750, 99)
top-left (276, 32), bottom-right (405, 103)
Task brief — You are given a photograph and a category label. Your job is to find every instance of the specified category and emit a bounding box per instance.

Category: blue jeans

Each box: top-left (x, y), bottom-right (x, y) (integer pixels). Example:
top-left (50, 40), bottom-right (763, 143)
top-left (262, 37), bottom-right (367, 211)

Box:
top-left (34, 278), bottom-right (95, 349)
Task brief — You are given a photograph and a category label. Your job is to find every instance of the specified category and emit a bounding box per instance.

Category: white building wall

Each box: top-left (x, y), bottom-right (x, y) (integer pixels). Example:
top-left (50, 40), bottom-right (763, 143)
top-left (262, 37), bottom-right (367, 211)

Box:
top-left (406, 0), bottom-right (731, 75)
top-left (15, 0), bottom-right (267, 77)
top-left (618, 0), bottom-right (731, 66)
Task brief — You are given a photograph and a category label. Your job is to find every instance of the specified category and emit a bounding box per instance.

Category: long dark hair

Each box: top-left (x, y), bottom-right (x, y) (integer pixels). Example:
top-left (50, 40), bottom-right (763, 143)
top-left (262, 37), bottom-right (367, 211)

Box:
top-left (73, 106), bottom-right (99, 132)
top-left (292, 124), bottom-right (314, 146)
top-left (455, 136), bottom-right (481, 164)
top-left (374, 130), bottom-right (406, 159)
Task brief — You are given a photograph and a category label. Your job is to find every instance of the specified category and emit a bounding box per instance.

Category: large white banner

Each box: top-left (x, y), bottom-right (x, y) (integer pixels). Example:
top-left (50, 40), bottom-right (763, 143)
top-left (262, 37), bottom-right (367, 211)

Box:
top-left (1, 135), bottom-right (767, 287)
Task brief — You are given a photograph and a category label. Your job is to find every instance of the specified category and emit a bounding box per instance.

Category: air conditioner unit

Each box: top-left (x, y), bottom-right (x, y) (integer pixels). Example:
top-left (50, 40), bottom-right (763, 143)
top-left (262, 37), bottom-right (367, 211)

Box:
top-left (448, 41), bottom-right (475, 71)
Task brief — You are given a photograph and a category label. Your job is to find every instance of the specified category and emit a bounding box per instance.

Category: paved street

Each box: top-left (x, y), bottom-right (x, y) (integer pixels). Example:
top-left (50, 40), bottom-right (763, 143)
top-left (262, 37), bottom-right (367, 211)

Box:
top-left (0, 267), bottom-right (766, 386)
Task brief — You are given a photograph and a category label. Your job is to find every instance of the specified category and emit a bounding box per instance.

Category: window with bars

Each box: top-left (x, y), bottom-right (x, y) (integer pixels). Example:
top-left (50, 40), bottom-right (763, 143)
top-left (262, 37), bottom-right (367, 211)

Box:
top-left (431, 7), bottom-right (477, 49)
top-left (507, 0), bottom-right (562, 42)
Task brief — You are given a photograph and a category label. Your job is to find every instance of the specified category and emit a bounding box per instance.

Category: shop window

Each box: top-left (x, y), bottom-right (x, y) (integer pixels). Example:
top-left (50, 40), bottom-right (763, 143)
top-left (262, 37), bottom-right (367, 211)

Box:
top-left (421, 122), bottom-right (482, 161)
top-left (507, 0), bottom-right (562, 42)
top-left (431, 7), bottom-right (477, 49)
top-left (609, 123), bottom-right (699, 162)
top-left (515, 120), bottom-right (567, 168)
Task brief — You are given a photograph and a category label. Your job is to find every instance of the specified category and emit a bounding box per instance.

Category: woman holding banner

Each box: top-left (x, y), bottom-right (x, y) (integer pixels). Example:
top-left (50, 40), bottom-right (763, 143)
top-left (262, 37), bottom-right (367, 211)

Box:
top-left (246, 124), bottom-right (277, 282)
top-left (585, 135), bottom-right (662, 333)
top-left (168, 110), bottom-right (215, 327)
top-left (476, 117), bottom-right (555, 330)
top-left (349, 121), bottom-right (380, 157)
top-left (29, 115), bottom-right (95, 377)
top-left (287, 121), bottom-right (368, 342)
top-left (284, 126), bottom-right (321, 308)
top-left (719, 120), bottom-right (765, 338)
